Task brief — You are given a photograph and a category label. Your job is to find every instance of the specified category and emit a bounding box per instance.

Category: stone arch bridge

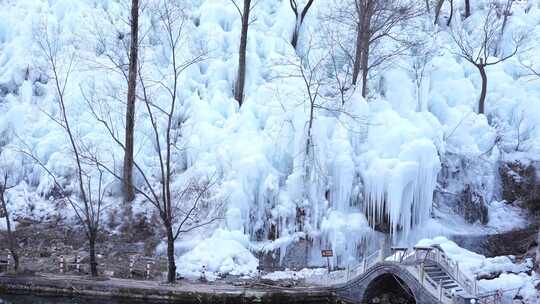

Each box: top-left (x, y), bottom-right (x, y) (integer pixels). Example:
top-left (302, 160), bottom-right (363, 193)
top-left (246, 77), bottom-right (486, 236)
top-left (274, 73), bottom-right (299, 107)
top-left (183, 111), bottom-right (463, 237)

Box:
top-left (328, 247), bottom-right (486, 304)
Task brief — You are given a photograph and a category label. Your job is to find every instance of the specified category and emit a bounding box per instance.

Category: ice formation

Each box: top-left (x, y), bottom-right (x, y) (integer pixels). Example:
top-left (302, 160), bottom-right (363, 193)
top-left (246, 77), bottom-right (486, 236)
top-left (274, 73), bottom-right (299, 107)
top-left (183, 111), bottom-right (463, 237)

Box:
top-left (0, 0), bottom-right (539, 280)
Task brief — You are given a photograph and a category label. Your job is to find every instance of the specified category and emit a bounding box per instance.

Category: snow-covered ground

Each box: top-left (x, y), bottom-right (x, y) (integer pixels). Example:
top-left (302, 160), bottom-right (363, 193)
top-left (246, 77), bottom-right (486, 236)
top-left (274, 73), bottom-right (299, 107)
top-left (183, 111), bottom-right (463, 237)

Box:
top-left (0, 0), bottom-right (539, 298)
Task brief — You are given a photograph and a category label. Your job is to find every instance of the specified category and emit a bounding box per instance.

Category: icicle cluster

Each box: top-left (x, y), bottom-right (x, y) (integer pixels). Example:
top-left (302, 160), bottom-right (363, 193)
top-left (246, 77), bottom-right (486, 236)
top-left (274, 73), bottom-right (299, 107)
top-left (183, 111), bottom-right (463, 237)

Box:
top-left (363, 139), bottom-right (441, 238)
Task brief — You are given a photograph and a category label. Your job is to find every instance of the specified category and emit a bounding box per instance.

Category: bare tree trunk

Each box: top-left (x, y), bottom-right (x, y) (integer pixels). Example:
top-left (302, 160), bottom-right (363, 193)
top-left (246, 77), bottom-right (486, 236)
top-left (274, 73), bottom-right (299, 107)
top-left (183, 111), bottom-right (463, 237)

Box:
top-left (166, 222), bottom-right (176, 283)
top-left (447, 0), bottom-right (454, 26)
top-left (352, 0), bottom-right (372, 97)
top-left (123, 0), bottom-right (139, 202)
top-left (89, 232), bottom-right (98, 276)
top-left (1, 193), bottom-right (18, 272)
top-left (464, 0), bottom-right (471, 18)
top-left (495, 0), bottom-right (513, 56)
top-left (352, 20), bottom-right (363, 86)
top-left (360, 25), bottom-right (370, 98)
top-left (478, 64), bottom-right (487, 114)
top-left (434, 0), bottom-right (444, 24)
top-left (235, 0), bottom-right (252, 107)
top-left (290, 0), bottom-right (315, 49)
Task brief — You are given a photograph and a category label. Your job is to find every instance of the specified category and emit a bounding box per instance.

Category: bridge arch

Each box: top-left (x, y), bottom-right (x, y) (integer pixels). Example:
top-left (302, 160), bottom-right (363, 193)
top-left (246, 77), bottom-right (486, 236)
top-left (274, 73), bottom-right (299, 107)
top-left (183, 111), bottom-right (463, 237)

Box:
top-left (362, 273), bottom-right (416, 304)
top-left (334, 262), bottom-right (440, 304)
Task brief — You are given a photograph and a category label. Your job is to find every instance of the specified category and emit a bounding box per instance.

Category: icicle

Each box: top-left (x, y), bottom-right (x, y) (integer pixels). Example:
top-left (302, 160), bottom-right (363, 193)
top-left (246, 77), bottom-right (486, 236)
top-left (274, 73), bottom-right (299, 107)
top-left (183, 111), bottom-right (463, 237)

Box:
top-left (362, 139), bottom-right (440, 240)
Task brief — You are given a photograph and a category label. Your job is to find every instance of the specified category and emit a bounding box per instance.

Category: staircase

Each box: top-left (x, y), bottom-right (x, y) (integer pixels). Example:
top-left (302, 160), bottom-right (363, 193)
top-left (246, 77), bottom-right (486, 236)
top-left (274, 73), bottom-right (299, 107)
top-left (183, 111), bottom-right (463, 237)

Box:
top-left (423, 262), bottom-right (464, 297)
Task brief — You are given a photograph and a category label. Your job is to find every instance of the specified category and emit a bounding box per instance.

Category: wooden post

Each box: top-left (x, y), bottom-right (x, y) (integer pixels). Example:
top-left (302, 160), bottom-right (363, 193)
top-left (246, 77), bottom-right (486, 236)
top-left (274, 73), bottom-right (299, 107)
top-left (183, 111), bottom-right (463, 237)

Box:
top-left (326, 256), bottom-right (331, 273)
top-left (474, 274), bottom-right (478, 296)
top-left (145, 262), bottom-right (151, 280)
top-left (76, 256), bottom-right (80, 273)
top-left (362, 258), bottom-right (367, 273)
top-left (129, 258), bottom-right (134, 278)
top-left (420, 262), bottom-right (425, 285)
top-left (379, 240), bottom-right (385, 262)
top-left (60, 255), bottom-right (64, 274)
top-left (438, 279), bottom-right (443, 300)
top-left (6, 253), bottom-right (10, 271)
top-left (201, 265), bottom-right (207, 281)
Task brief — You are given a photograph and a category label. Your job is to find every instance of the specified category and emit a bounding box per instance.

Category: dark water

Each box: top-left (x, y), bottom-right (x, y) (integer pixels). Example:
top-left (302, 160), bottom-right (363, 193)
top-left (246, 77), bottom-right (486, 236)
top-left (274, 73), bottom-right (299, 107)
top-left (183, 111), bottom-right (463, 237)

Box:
top-left (0, 294), bottom-right (141, 304)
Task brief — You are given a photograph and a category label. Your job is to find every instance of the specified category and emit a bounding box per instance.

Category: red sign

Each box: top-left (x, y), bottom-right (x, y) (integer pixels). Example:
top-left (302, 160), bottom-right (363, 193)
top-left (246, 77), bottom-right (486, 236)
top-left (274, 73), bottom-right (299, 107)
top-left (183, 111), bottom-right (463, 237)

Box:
top-left (321, 250), bottom-right (333, 257)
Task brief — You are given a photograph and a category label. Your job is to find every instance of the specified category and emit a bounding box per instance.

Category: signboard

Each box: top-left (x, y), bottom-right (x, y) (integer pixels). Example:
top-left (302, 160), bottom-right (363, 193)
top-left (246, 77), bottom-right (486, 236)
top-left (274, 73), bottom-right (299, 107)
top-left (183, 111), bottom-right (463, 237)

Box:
top-left (321, 250), bottom-right (333, 257)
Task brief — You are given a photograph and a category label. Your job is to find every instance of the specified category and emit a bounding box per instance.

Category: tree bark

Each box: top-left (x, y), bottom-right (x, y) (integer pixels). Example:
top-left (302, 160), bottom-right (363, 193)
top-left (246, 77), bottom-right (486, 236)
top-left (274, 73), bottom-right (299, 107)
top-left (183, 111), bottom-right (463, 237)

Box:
top-left (352, 19), bottom-right (363, 86)
top-left (89, 232), bottom-right (98, 277)
top-left (1, 193), bottom-right (18, 272)
top-left (166, 223), bottom-right (176, 283)
top-left (434, 0), bottom-right (444, 24)
top-left (447, 0), bottom-right (454, 26)
top-left (360, 24), bottom-right (370, 98)
top-left (290, 0), bottom-right (315, 49)
top-left (464, 0), bottom-right (471, 18)
top-left (478, 64), bottom-right (487, 114)
top-left (123, 0), bottom-right (139, 202)
top-left (352, 0), bottom-right (372, 97)
top-left (235, 0), bottom-right (252, 107)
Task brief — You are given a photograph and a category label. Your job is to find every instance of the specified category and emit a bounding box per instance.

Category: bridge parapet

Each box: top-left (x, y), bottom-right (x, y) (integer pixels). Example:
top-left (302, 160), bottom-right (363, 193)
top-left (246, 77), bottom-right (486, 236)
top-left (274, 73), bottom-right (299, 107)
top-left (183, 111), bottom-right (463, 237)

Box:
top-left (330, 245), bottom-right (484, 304)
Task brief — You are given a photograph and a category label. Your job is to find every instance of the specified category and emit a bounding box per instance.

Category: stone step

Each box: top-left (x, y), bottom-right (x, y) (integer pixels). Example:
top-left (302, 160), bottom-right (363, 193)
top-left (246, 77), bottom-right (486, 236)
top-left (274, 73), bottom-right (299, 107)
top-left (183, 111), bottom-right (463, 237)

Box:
top-left (442, 283), bottom-right (460, 289)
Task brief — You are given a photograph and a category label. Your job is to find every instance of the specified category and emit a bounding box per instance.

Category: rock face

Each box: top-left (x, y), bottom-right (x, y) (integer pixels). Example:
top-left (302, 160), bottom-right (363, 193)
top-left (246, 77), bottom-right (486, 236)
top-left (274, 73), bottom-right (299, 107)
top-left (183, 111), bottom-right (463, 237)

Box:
top-left (453, 226), bottom-right (538, 257)
top-left (436, 153), bottom-right (492, 225)
top-left (459, 184), bottom-right (489, 225)
top-left (499, 160), bottom-right (540, 214)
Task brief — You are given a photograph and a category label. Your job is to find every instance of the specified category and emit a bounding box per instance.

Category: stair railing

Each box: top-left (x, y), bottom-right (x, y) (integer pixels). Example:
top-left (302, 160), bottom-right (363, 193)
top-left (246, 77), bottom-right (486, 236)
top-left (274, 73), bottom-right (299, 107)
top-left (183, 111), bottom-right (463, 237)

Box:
top-left (426, 247), bottom-right (478, 296)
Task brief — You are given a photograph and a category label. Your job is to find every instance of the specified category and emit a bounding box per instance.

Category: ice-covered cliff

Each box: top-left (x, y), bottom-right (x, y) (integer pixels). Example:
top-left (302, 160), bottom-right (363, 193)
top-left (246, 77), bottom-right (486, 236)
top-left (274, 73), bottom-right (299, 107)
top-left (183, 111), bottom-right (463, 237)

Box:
top-left (0, 0), bottom-right (539, 279)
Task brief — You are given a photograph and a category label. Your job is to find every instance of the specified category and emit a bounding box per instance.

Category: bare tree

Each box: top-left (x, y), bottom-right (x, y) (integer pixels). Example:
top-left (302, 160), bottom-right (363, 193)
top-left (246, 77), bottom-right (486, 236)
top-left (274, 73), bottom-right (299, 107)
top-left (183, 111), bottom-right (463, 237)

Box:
top-left (0, 163), bottom-right (18, 272)
top-left (521, 61), bottom-right (540, 79)
top-left (230, 0), bottom-right (257, 107)
top-left (32, 28), bottom-right (107, 277)
top-left (434, 0), bottom-right (444, 24)
top-left (434, 0), bottom-right (454, 26)
top-left (289, 0), bottom-right (315, 49)
top-left (84, 2), bottom-right (218, 283)
top-left (447, 0), bottom-right (454, 26)
top-left (494, 0), bottom-right (514, 57)
top-left (410, 41), bottom-right (438, 111)
top-left (351, 0), bottom-right (420, 97)
top-left (451, 5), bottom-right (523, 114)
top-left (123, 0), bottom-right (140, 202)
top-left (510, 109), bottom-right (535, 152)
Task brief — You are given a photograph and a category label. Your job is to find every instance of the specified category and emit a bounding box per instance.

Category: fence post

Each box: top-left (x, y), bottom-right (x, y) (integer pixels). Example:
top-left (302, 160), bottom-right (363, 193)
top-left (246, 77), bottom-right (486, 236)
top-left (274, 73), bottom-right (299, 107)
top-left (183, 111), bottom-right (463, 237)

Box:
top-left (474, 274), bottom-right (478, 296)
top-left (6, 253), bottom-right (11, 271)
top-left (129, 258), bottom-right (134, 278)
top-left (362, 258), bottom-right (367, 273)
top-left (200, 265), bottom-right (207, 282)
top-left (59, 255), bottom-right (64, 274)
top-left (76, 256), bottom-right (80, 273)
top-left (146, 262), bottom-right (151, 280)
top-left (438, 279), bottom-right (443, 300)
top-left (420, 262), bottom-right (425, 285)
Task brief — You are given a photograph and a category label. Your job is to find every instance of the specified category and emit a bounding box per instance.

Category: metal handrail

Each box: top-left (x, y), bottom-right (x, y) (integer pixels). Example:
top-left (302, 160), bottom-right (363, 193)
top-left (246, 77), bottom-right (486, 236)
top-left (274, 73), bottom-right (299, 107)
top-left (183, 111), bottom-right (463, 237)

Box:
top-left (423, 247), bottom-right (478, 296)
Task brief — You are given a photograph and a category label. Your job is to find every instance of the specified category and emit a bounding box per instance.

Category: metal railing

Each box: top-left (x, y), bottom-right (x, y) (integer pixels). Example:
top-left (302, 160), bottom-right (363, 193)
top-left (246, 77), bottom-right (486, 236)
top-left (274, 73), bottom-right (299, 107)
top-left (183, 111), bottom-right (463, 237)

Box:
top-left (0, 250), bottom-right (11, 272)
top-left (421, 248), bottom-right (479, 296)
